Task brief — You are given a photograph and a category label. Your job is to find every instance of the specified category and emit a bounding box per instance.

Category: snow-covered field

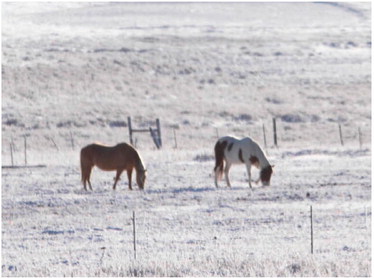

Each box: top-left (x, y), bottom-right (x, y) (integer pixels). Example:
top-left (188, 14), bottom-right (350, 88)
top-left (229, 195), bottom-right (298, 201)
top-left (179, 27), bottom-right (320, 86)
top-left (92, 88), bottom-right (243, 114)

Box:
top-left (1, 2), bottom-right (371, 276)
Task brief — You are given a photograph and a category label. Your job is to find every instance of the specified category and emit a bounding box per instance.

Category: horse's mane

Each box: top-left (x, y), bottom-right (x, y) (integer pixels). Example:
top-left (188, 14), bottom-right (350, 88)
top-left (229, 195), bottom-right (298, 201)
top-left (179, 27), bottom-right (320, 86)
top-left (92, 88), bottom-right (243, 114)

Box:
top-left (133, 149), bottom-right (146, 172)
top-left (136, 156), bottom-right (146, 172)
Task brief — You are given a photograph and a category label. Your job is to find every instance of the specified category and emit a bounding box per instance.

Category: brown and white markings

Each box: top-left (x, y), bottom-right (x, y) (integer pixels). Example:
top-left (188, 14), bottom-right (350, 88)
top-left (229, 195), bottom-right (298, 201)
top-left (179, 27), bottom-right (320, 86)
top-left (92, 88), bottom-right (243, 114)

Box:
top-left (213, 136), bottom-right (273, 188)
top-left (80, 142), bottom-right (146, 191)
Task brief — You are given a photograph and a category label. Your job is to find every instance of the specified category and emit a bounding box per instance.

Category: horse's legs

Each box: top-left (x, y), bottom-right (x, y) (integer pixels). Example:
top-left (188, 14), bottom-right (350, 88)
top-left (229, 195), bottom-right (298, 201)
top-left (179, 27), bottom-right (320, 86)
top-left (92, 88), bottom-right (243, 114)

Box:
top-left (82, 166), bottom-right (93, 191)
top-left (214, 167), bottom-right (220, 188)
top-left (127, 168), bottom-right (133, 190)
top-left (112, 168), bottom-right (134, 190)
top-left (224, 162), bottom-right (232, 187)
top-left (82, 169), bottom-right (87, 191)
top-left (113, 169), bottom-right (124, 190)
top-left (214, 161), bottom-right (223, 188)
top-left (88, 178), bottom-right (93, 191)
top-left (246, 163), bottom-right (252, 189)
top-left (87, 166), bottom-right (93, 190)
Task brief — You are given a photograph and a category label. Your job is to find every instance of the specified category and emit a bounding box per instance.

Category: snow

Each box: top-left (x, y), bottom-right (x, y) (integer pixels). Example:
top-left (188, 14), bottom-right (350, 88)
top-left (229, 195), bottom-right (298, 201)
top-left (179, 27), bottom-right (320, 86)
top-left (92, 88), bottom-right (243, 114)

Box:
top-left (1, 2), bottom-right (371, 276)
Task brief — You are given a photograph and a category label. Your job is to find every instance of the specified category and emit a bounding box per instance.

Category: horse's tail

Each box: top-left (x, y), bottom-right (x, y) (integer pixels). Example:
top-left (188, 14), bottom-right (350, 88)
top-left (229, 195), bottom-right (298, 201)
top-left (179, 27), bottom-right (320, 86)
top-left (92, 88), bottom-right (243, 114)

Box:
top-left (214, 140), bottom-right (226, 180)
top-left (80, 148), bottom-right (86, 183)
top-left (80, 146), bottom-right (92, 183)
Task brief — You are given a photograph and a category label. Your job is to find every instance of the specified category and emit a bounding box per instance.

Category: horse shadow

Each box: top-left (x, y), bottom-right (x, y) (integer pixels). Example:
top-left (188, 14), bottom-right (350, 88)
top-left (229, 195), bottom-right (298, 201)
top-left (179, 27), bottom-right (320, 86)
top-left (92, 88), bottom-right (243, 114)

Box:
top-left (171, 186), bottom-right (216, 194)
top-left (144, 186), bottom-right (216, 195)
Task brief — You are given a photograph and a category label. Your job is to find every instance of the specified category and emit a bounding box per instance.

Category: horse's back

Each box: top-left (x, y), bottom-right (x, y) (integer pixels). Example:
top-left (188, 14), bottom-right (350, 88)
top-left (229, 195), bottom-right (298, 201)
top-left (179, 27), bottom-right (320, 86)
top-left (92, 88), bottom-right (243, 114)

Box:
top-left (115, 142), bottom-right (136, 152)
top-left (81, 142), bottom-right (138, 171)
top-left (240, 137), bottom-right (265, 155)
top-left (217, 136), bottom-right (258, 151)
top-left (218, 135), bottom-right (238, 143)
top-left (81, 143), bottom-right (110, 160)
top-left (81, 142), bottom-right (132, 153)
top-left (217, 136), bottom-right (266, 164)
top-left (241, 137), bottom-right (258, 148)
top-left (81, 143), bottom-right (108, 153)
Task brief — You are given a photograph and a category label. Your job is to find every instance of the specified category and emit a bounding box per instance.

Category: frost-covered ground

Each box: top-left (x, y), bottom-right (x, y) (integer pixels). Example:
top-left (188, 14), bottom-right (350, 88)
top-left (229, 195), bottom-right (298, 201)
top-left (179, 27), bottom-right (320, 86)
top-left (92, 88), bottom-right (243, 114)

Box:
top-left (1, 2), bottom-right (372, 277)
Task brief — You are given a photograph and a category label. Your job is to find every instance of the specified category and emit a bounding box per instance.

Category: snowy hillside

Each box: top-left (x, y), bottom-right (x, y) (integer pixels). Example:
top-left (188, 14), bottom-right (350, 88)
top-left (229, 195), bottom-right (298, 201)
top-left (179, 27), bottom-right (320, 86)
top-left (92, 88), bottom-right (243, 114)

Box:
top-left (1, 2), bottom-right (371, 276)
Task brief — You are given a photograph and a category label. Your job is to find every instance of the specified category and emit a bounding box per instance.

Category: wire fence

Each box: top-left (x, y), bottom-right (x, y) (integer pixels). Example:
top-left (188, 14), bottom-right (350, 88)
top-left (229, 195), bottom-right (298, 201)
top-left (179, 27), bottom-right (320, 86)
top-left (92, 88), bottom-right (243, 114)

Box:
top-left (98, 204), bottom-right (371, 263)
top-left (1, 117), bottom-right (371, 167)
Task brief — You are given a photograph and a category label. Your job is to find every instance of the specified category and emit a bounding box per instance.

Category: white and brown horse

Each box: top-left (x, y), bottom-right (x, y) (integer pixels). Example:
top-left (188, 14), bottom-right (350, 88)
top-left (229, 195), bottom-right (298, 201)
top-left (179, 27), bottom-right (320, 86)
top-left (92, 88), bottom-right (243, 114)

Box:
top-left (80, 142), bottom-right (146, 191)
top-left (214, 136), bottom-right (273, 188)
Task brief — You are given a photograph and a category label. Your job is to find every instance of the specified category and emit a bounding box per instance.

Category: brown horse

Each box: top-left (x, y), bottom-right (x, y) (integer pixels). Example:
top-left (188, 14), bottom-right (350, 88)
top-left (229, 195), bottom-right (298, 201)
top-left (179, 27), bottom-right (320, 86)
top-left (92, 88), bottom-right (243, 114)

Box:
top-left (80, 142), bottom-right (146, 191)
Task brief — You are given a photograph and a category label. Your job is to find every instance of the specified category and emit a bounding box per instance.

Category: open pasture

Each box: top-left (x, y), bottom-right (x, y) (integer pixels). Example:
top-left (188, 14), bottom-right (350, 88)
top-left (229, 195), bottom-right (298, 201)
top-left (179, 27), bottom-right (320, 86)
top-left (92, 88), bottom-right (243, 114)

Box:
top-left (2, 146), bottom-right (371, 276)
top-left (2, 2), bottom-right (371, 276)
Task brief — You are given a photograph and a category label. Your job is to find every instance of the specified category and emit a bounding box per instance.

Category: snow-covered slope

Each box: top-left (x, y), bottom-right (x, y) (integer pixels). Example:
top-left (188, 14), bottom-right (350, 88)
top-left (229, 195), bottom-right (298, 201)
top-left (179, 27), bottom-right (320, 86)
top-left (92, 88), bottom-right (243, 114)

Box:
top-left (2, 2), bottom-right (371, 276)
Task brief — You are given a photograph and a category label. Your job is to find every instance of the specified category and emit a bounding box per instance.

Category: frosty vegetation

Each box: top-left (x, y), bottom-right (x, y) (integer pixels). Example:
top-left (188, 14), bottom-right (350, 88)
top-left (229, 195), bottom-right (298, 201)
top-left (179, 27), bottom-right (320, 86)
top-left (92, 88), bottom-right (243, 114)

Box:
top-left (2, 2), bottom-right (371, 277)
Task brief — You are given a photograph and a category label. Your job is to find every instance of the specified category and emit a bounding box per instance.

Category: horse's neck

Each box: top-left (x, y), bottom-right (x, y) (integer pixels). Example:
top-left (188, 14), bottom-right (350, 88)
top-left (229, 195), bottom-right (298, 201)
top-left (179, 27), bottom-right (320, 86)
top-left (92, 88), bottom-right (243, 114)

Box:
top-left (249, 142), bottom-right (270, 168)
top-left (135, 155), bottom-right (145, 172)
top-left (259, 155), bottom-right (270, 168)
top-left (257, 150), bottom-right (270, 168)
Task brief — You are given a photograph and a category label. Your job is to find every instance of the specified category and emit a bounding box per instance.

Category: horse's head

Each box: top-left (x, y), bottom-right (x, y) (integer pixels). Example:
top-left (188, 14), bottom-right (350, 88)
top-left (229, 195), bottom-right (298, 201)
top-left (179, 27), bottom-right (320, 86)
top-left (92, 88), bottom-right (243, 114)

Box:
top-left (260, 165), bottom-right (273, 186)
top-left (136, 169), bottom-right (147, 190)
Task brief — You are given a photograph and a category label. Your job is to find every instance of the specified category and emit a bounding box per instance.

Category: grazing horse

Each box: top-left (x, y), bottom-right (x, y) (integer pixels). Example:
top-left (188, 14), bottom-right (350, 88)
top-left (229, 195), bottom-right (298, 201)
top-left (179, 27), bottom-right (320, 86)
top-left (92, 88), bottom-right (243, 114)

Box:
top-left (80, 142), bottom-right (146, 191)
top-left (214, 136), bottom-right (273, 188)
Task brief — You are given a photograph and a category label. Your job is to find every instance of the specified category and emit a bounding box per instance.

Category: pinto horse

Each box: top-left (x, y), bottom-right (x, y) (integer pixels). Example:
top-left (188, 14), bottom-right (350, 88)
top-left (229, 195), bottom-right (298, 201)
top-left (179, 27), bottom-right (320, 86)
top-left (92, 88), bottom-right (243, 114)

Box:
top-left (214, 136), bottom-right (273, 188)
top-left (80, 142), bottom-right (146, 191)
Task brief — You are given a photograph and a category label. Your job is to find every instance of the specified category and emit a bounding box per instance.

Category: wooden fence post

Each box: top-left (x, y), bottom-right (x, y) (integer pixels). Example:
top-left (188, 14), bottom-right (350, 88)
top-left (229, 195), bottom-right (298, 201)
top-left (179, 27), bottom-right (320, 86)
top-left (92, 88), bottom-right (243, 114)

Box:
top-left (49, 137), bottom-right (59, 151)
top-left (338, 124), bottom-right (344, 146)
top-left (128, 117), bottom-right (162, 148)
top-left (132, 211), bottom-right (137, 260)
top-left (273, 118), bottom-right (278, 147)
top-left (173, 128), bottom-right (178, 149)
top-left (128, 116), bottom-right (133, 145)
top-left (99, 247), bottom-right (106, 265)
top-left (310, 205), bottom-right (314, 254)
top-left (156, 118), bottom-right (162, 147)
top-left (24, 136), bottom-right (27, 165)
top-left (150, 127), bottom-right (160, 149)
top-left (11, 136), bottom-right (16, 152)
top-left (262, 123), bottom-right (267, 149)
top-left (10, 143), bottom-right (14, 166)
top-left (69, 131), bottom-right (75, 150)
